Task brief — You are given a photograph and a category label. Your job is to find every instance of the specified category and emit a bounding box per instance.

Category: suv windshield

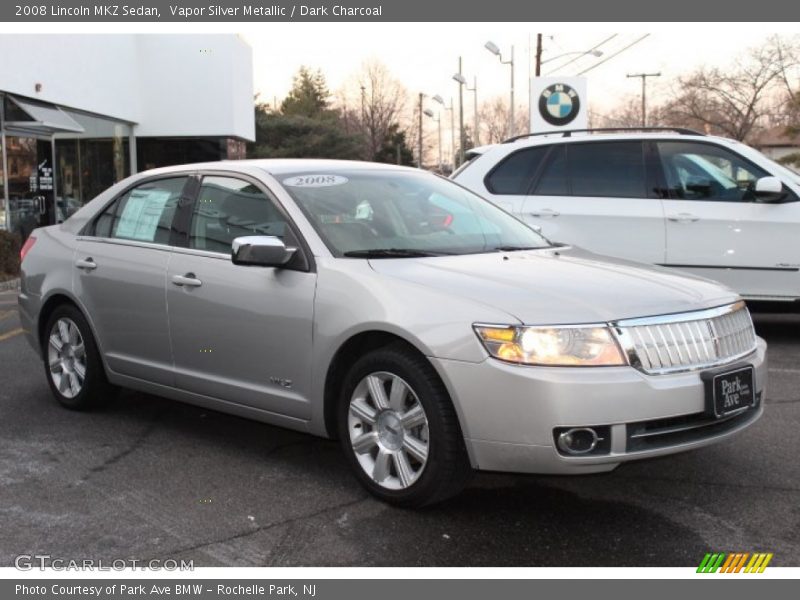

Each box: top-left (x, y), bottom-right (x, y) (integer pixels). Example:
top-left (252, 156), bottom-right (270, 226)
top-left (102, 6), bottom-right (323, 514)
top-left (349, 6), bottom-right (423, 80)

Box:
top-left (278, 169), bottom-right (550, 257)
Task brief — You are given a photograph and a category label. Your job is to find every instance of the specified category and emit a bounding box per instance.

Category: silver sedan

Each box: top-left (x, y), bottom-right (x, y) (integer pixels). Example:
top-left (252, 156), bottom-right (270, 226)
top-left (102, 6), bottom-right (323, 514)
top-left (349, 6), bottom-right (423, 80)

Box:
top-left (18, 160), bottom-right (767, 506)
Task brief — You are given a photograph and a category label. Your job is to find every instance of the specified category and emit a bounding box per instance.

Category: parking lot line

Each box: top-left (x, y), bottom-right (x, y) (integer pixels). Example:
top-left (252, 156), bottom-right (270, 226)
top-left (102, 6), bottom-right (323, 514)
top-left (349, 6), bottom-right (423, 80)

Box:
top-left (0, 309), bottom-right (17, 321)
top-left (0, 327), bottom-right (23, 342)
top-left (768, 367), bottom-right (800, 374)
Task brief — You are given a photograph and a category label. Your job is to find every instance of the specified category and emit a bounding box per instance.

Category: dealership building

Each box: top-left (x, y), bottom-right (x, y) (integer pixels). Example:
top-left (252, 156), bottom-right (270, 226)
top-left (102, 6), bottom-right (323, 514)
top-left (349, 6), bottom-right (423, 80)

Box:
top-left (0, 34), bottom-right (254, 236)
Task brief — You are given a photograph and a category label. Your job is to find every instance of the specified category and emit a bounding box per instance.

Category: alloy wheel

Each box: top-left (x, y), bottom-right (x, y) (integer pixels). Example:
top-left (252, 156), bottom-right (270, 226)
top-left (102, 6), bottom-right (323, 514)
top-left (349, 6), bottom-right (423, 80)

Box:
top-left (347, 371), bottom-right (430, 490)
top-left (47, 317), bottom-right (87, 399)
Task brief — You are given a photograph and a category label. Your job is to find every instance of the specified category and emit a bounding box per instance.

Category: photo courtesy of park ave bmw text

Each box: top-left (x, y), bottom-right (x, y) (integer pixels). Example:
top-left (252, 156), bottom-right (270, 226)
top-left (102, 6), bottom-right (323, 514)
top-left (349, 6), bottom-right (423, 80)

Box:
top-left (0, 0), bottom-right (798, 595)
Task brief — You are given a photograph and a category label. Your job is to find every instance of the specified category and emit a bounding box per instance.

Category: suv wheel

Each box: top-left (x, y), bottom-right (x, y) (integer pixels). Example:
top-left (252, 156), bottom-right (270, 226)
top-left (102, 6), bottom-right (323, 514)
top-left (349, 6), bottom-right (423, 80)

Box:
top-left (338, 342), bottom-right (472, 507)
top-left (44, 304), bottom-right (115, 410)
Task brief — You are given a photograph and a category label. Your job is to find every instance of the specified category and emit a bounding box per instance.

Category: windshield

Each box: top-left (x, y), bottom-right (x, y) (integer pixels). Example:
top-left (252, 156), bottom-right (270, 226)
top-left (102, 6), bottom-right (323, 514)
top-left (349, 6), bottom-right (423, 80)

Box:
top-left (755, 150), bottom-right (800, 180)
top-left (278, 169), bottom-right (550, 257)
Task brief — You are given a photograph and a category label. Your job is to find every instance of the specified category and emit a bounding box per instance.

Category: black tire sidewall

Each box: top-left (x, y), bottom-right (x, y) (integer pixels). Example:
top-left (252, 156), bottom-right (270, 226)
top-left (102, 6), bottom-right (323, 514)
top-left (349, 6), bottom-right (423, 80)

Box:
top-left (337, 344), bottom-right (468, 507)
top-left (43, 304), bottom-right (109, 410)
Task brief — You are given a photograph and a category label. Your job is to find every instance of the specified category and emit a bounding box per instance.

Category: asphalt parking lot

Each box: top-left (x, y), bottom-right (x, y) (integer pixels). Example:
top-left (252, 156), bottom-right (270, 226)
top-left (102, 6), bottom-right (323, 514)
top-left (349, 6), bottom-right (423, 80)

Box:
top-left (0, 287), bottom-right (798, 567)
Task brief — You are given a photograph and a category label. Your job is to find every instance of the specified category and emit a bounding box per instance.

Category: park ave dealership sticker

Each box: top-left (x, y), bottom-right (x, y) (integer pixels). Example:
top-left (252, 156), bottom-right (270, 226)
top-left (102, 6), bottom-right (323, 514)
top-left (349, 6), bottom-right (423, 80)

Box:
top-left (539, 83), bottom-right (581, 126)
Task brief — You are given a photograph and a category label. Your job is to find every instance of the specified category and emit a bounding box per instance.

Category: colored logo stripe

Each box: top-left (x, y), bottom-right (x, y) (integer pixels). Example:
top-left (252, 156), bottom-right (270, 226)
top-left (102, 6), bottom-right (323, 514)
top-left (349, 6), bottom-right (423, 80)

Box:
top-left (697, 552), bottom-right (773, 573)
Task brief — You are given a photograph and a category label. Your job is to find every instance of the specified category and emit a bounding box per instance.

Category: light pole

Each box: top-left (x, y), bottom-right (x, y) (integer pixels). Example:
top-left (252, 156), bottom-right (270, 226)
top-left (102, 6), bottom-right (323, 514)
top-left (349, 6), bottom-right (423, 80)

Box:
top-left (417, 92), bottom-right (425, 169)
top-left (466, 76), bottom-right (479, 146)
top-left (627, 72), bottom-right (661, 127)
top-left (453, 57), bottom-right (466, 166)
top-left (485, 41), bottom-right (514, 138)
top-left (424, 108), bottom-right (442, 172)
top-left (433, 94), bottom-right (455, 171)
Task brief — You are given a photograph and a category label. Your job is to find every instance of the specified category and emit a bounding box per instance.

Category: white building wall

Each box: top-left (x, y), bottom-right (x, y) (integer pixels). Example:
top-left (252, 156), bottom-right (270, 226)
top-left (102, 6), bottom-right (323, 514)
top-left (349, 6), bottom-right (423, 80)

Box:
top-left (0, 35), bottom-right (140, 122)
top-left (0, 34), bottom-right (254, 141)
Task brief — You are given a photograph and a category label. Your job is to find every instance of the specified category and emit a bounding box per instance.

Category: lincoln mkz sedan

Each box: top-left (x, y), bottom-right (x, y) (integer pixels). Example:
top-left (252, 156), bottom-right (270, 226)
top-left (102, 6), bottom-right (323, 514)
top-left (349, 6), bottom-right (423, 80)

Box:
top-left (18, 160), bottom-right (767, 506)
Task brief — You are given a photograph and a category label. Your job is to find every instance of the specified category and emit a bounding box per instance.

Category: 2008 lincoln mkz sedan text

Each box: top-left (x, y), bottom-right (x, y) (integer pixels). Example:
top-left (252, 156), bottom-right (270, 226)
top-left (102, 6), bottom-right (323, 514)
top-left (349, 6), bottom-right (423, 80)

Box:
top-left (18, 159), bottom-right (767, 506)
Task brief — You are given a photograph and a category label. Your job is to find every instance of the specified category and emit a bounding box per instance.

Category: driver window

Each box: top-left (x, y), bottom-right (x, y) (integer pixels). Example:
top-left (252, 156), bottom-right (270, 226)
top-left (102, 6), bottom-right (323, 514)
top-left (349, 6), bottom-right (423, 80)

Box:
top-left (189, 176), bottom-right (288, 253)
top-left (657, 141), bottom-right (769, 202)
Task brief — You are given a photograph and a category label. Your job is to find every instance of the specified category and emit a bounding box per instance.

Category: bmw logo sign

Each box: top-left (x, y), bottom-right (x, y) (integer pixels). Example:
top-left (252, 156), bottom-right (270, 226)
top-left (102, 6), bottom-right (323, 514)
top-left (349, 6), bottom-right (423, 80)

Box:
top-left (539, 83), bottom-right (581, 126)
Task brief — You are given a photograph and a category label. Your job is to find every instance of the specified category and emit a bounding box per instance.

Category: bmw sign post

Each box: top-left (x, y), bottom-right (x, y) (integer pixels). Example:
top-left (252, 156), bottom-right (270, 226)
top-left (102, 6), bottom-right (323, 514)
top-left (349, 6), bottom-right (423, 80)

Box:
top-left (530, 77), bottom-right (588, 133)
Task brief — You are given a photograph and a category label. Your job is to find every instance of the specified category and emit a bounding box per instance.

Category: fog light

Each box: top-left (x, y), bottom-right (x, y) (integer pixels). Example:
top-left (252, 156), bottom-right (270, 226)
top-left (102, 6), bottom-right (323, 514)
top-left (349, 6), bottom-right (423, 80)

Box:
top-left (557, 427), bottom-right (600, 455)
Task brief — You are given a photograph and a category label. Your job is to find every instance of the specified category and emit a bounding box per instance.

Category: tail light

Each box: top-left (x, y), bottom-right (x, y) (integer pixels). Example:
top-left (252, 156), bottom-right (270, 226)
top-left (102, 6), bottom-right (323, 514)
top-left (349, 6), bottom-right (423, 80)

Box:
top-left (20, 236), bottom-right (37, 263)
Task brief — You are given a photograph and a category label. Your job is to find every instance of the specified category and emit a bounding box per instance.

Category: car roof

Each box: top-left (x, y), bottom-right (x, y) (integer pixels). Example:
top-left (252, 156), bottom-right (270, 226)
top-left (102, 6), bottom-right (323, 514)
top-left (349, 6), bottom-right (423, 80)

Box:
top-left (136, 158), bottom-right (419, 178)
top-left (472, 132), bottom-right (744, 154)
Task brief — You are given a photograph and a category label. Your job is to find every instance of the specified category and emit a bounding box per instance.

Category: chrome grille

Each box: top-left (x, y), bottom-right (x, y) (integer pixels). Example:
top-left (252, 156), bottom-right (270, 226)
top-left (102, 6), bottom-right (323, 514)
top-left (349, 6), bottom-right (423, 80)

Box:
top-left (615, 302), bottom-right (757, 374)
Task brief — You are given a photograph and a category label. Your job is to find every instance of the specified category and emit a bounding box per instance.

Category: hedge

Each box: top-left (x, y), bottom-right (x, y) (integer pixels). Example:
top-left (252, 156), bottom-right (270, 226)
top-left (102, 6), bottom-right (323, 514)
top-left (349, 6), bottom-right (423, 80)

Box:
top-left (0, 230), bottom-right (21, 277)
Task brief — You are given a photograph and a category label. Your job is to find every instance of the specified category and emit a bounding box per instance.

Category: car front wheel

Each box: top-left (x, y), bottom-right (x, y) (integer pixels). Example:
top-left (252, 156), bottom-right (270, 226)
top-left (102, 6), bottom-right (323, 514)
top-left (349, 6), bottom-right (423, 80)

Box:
top-left (338, 342), bottom-right (472, 507)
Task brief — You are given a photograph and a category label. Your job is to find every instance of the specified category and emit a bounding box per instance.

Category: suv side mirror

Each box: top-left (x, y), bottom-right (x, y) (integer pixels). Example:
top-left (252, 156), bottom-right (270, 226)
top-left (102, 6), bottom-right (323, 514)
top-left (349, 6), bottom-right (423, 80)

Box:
top-left (754, 176), bottom-right (785, 203)
top-left (231, 236), bottom-right (296, 267)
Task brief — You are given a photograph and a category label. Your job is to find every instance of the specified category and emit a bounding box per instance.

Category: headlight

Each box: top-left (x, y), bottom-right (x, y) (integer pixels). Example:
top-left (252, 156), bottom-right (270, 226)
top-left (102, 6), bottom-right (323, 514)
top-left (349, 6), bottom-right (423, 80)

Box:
top-left (474, 324), bottom-right (627, 366)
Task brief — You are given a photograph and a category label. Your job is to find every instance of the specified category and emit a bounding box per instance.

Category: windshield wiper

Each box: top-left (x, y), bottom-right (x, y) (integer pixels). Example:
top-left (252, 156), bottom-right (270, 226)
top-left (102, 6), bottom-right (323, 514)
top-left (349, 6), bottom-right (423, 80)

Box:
top-left (343, 248), bottom-right (446, 258)
top-left (489, 245), bottom-right (547, 252)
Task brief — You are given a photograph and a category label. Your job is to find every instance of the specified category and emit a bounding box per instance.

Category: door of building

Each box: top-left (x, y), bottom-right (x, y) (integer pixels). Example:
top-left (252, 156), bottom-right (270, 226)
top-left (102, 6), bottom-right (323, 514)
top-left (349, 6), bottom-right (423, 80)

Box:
top-left (4, 135), bottom-right (56, 238)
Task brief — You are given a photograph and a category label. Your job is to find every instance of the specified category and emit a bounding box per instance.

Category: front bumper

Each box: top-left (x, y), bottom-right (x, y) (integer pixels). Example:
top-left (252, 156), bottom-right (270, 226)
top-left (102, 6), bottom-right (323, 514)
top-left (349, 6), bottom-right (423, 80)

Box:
top-left (431, 336), bottom-right (767, 474)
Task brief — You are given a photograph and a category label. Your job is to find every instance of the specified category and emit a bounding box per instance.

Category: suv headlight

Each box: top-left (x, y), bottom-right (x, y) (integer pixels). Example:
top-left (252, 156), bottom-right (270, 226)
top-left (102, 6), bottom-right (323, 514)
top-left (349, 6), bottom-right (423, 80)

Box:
top-left (474, 325), bottom-right (627, 366)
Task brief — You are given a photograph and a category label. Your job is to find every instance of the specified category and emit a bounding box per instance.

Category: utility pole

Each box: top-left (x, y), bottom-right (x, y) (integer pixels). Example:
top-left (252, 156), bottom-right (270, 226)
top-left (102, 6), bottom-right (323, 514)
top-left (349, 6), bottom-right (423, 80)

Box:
top-left (466, 76), bottom-right (479, 146)
top-left (627, 72), bottom-right (661, 127)
top-left (448, 98), bottom-right (455, 169)
top-left (418, 92), bottom-right (424, 169)
top-left (508, 46), bottom-right (515, 138)
top-left (535, 33), bottom-right (542, 76)
top-left (458, 57), bottom-right (465, 166)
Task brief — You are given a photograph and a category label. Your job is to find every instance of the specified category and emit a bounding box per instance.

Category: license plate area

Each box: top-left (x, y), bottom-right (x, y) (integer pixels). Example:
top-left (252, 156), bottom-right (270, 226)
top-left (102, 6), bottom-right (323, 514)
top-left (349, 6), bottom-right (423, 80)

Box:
top-left (702, 365), bottom-right (756, 418)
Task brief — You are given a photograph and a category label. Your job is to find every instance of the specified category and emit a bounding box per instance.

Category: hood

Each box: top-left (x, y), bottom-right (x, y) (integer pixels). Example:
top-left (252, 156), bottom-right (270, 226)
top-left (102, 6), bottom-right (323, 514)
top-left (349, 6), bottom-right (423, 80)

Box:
top-left (368, 246), bottom-right (739, 325)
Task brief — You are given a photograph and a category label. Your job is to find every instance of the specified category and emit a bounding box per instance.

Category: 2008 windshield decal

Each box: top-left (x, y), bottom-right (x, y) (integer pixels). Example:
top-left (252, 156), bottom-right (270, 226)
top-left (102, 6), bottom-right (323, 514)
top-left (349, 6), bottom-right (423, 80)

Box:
top-left (283, 175), bottom-right (349, 187)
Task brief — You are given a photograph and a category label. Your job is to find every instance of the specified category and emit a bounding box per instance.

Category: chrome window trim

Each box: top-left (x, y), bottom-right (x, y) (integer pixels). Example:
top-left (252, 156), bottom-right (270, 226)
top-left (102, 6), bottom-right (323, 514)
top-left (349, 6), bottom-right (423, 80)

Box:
top-left (75, 236), bottom-right (172, 253)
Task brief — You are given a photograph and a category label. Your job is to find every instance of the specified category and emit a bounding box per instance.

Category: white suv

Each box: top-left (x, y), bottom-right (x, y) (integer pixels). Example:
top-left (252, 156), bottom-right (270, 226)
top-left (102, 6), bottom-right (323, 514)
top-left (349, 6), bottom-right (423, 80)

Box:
top-left (453, 128), bottom-right (800, 303)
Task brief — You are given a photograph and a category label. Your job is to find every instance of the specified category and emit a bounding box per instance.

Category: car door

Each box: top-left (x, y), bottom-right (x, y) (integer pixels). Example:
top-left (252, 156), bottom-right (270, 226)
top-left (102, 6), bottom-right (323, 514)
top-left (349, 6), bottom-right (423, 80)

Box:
top-left (657, 140), bottom-right (800, 299)
top-left (520, 140), bottom-right (667, 264)
top-left (74, 176), bottom-right (190, 385)
top-left (166, 174), bottom-right (316, 419)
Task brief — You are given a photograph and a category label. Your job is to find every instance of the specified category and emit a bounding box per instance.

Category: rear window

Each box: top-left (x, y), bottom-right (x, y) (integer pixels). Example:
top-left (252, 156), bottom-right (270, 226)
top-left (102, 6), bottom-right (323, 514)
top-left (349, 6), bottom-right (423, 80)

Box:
top-left (93, 177), bottom-right (186, 244)
top-left (484, 146), bottom-right (549, 195)
top-left (568, 141), bottom-right (646, 198)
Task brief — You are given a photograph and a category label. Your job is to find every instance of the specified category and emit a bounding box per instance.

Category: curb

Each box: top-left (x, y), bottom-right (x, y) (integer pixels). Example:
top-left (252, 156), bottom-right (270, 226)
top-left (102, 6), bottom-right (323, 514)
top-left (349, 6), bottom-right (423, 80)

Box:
top-left (0, 278), bottom-right (20, 292)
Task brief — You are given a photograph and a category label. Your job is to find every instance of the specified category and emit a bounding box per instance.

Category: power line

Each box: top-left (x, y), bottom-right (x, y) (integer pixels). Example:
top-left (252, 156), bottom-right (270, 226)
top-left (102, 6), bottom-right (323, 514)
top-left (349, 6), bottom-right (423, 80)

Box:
top-left (543, 34), bottom-right (618, 76)
top-left (576, 34), bottom-right (651, 76)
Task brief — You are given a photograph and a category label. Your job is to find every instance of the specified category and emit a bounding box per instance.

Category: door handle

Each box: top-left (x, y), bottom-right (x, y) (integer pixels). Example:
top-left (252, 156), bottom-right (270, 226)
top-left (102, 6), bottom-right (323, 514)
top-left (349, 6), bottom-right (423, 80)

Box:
top-left (171, 273), bottom-right (203, 288)
top-left (667, 213), bottom-right (700, 223)
top-left (75, 258), bottom-right (97, 271)
top-left (530, 208), bottom-right (560, 218)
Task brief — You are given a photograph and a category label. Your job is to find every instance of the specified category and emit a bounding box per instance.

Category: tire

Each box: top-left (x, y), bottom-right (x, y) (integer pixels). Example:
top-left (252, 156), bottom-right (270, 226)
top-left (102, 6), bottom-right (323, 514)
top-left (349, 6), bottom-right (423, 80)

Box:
top-left (43, 304), bottom-right (116, 410)
top-left (337, 342), bottom-right (473, 507)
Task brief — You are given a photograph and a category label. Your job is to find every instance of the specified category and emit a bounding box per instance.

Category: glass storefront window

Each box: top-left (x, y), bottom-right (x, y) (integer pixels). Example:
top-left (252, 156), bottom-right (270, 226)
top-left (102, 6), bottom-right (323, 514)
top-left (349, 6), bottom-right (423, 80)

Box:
top-left (54, 109), bottom-right (133, 214)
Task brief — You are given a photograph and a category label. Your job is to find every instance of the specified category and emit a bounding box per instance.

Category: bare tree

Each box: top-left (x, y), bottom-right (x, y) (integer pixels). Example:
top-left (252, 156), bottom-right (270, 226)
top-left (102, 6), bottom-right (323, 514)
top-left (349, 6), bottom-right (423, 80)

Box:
top-left (660, 37), bottom-right (799, 141)
top-left (339, 60), bottom-right (409, 160)
top-left (595, 97), bottom-right (659, 128)
top-left (477, 96), bottom-right (529, 144)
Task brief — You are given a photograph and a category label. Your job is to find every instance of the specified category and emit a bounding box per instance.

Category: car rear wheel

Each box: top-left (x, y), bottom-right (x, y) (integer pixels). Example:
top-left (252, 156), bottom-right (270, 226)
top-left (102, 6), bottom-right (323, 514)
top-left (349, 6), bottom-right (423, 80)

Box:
top-left (338, 342), bottom-right (472, 507)
top-left (44, 304), bottom-right (115, 410)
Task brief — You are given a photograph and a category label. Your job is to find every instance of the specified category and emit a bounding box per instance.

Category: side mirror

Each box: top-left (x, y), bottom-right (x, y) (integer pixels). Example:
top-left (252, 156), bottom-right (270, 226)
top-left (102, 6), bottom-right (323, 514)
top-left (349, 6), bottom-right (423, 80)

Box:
top-left (231, 236), bottom-right (296, 267)
top-left (754, 176), bottom-right (785, 203)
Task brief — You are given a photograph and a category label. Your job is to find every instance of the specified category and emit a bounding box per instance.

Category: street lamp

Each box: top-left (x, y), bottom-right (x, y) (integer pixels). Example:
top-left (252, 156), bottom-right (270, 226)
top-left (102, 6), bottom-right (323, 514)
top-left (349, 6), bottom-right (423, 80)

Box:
top-left (466, 76), bottom-right (479, 146)
top-left (424, 108), bottom-right (442, 172)
top-left (417, 92), bottom-right (426, 169)
top-left (452, 57), bottom-right (467, 166)
top-left (433, 94), bottom-right (455, 171)
top-left (485, 41), bottom-right (514, 138)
